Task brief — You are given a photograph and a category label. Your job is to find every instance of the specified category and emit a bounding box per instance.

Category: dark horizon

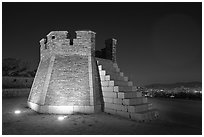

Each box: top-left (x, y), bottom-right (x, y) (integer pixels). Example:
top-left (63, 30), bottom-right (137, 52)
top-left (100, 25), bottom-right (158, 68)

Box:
top-left (2, 2), bottom-right (202, 86)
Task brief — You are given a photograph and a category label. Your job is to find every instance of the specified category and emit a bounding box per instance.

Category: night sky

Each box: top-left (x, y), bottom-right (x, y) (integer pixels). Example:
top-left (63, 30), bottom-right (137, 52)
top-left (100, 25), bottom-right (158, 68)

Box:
top-left (2, 2), bottom-right (202, 86)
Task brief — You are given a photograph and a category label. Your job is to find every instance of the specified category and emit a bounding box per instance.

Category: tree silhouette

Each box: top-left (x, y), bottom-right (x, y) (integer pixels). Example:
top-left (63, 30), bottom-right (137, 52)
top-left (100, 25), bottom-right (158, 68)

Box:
top-left (2, 58), bottom-right (31, 77)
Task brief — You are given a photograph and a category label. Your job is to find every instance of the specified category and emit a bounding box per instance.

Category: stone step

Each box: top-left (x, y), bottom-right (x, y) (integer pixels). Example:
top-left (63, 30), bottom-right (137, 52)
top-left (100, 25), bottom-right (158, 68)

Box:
top-left (122, 97), bottom-right (148, 105)
top-left (104, 108), bottom-right (158, 121)
top-left (98, 65), bottom-right (120, 73)
top-left (102, 91), bottom-right (117, 98)
top-left (100, 75), bottom-right (111, 81)
top-left (99, 70), bottom-right (106, 76)
top-left (112, 63), bottom-right (118, 68)
top-left (98, 65), bottom-right (119, 73)
top-left (96, 59), bottom-right (120, 72)
top-left (104, 103), bottom-right (128, 112)
top-left (104, 74), bottom-right (128, 81)
top-left (118, 91), bottom-right (142, 98)
top-left (105, 71), bottom-right (124, 77)
top-left (96, 60), bottom-right (115, 69)
top-left (102, 86), bottom-right (137, 92)
top-left (100, 74), bottom-right (128, 84)
top-left (96, 58), bottom-right (113, 64)
top-left (113, 98), bottom-right (123, 104)
top-left (113, 80), bottom-right (133, 86)
top-left (127, 103), bottom-right (152, 113)
top-left (104, 102), bottom-right (115, 110)
top-left (102, 86), bottom-right (114, 92)
top-left (103, 97), bottom-right (114, 103)
top-left (115, 68), bottom-right (120, 72)
top-left (98, 65), bottom-right (102, 71)
top-left (104, 108), bottom-right (130, 119)
top-left (103, 97), bottom-right (148, 106)
top-left (101, 80), bottom-right (115, 87)
top-left (97, 61), bottom-right (128, 82)
top-left (101, 81), bottom-right (110, 87)
top-left (123, 77), bottom-right (128, 81)
top-left (114, 86), bottom-right (137, 92)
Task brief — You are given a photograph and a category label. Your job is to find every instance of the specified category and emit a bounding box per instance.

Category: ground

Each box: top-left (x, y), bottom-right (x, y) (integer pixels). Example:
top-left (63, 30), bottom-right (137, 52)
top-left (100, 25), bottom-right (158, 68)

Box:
top-left (2, 96), bottom-right (202, 135)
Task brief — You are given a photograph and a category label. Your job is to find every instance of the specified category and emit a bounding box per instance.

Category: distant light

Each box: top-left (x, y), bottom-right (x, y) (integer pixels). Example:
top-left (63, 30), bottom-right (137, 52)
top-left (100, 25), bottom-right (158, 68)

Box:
top-left (14, 110), bottom-right (21, 114)
top-left (58, 116), bottom-right (67, 121)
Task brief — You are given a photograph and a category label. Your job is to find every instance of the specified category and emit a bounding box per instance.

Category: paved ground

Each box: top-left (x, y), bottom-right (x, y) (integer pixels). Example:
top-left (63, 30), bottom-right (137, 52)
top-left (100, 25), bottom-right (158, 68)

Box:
top-left (2, 96), bottom-right (202, 135)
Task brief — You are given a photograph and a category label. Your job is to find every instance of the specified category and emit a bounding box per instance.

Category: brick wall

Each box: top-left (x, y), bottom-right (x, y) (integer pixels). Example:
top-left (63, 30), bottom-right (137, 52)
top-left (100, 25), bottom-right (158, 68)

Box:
top-left (28, 30), bottom-right (102, 113)
top-left (45, 55), bottom-right (90, 106)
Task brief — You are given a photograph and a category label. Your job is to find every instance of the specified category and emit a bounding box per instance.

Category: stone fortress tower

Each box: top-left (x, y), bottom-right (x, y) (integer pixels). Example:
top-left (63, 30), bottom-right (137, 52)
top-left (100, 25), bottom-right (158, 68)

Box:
top-left (28, 30), bottom-right (158, 121)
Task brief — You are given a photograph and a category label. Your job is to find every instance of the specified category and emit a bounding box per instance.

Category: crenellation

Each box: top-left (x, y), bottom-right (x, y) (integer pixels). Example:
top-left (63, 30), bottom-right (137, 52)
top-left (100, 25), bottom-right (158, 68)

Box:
top-left (46, 31), bottom-right (68, 41)
top-left (39, 30), bottom-right (96, 58)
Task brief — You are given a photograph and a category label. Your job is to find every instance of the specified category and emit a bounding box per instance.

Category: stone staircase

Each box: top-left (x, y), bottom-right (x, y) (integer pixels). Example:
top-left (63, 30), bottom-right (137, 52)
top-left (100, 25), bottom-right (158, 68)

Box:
top-left (96, 58), bottom-right (159, 122)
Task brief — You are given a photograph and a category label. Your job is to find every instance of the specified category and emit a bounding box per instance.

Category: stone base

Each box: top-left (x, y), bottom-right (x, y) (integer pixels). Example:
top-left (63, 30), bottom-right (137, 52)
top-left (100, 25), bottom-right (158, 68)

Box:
top-left (27, 101), bottom-right (101, 114)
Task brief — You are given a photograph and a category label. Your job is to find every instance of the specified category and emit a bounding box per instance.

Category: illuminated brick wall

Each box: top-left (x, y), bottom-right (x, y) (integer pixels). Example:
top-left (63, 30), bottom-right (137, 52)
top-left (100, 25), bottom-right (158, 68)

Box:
top-left (28, 30), bottom-right (102, 113)
top-left (28, 57), bottom-right (50, 105)
top-left (45, 55), bottom-right (90, 106)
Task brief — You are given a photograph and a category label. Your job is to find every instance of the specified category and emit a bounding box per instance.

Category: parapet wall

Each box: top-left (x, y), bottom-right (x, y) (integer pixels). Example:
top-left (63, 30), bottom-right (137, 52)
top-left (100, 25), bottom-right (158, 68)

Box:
top-left (39, 31), bottom-right (96, 60)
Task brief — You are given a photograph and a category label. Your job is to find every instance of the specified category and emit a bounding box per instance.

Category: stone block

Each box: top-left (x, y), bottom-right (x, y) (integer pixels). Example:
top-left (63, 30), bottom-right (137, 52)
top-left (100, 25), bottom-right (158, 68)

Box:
top-left (113, 81), bottom-right (133, 86)
top-left (102, 91), bottom-right (117, 98)
top-left (116, 86), bottom-right (136, 92)
top-left (100, 75), bottom-right (105, 81)
top-left (114, 86), bottom-right (119, 92)
top-left (109, 81), bottom-right (115, 86)
top-left (128, 81), bottom-right (133, 86)
top-left (132, 86), bottom-right (138, 91)
top-left (115, 68), bottom-right (120, 72)
top-left (101, 81), bottom-right (109, 87)
top-left (99, 70), bottom-right (106, 76)
top-left (98, 65), bottom-right (102, 71)
top-left (113, 63), bottom-right (118, 68)
top-left (102, 86), bottom-right (114, 92)
top-left (113, 98), bottom-right (123, 104)
top-left (118, 92), bottom-right (142, 99)
top-left (103, 97), bottom-right (114, 103)
top-left (114, 104), bottom-right (128, 111)
top-left (105, 75), bottom-right (111, 81)
top-left (104, 73), bottom-right (124, 81)
top-left (124, 77), bottom-right (128, 81)
top-left (123, 97), bottom-right (148, 105)
top-left (120, 72), bottom-right (124, 76)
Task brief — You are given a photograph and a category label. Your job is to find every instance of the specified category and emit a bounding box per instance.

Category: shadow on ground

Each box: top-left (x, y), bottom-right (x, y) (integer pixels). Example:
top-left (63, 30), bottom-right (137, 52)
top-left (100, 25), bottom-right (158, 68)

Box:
top-left (2, 97), bottom-right (202, 135)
